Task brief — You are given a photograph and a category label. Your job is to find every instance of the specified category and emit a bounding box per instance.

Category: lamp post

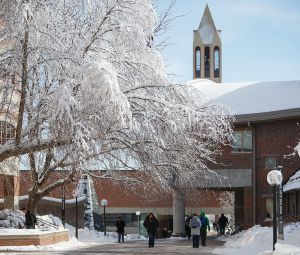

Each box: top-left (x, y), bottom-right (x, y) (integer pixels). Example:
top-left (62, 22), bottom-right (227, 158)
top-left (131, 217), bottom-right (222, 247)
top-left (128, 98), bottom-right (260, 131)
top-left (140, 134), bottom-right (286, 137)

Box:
top-left (72, 189), bottom-right (79, 239)
top-left (136, 211), bottom-right (141, 235)
top-left (267, 170), bottom-right (283, 251)
top-left (62, 185), bottom-right (66, 227)
top-left (277, 166), bottom-right (284, 240)
top-left (101, 199), bottom-right (108, 236)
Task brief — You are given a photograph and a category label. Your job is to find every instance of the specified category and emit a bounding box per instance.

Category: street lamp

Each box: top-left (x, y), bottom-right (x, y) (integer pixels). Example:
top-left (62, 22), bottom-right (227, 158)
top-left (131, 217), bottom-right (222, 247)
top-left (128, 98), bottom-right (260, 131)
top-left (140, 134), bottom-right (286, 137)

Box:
top-left (267, 170), bottom-right (283, 251)
top-left (101, 199), bottom-right (108, 236)
top-left (62, 185), bottom-right (66, 227)
top-left (277, 166), bottom-right (284, 240)
top-left (72, 189), bottom-right (79, 239)
top-left (136, 211), bottom-right (141, 235)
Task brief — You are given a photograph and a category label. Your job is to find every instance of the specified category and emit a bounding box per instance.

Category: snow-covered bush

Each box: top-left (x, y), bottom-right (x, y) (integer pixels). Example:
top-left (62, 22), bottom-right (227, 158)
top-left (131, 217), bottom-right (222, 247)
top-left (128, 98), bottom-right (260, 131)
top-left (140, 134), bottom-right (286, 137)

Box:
top-left (0, 209), bottom-right (25, 228)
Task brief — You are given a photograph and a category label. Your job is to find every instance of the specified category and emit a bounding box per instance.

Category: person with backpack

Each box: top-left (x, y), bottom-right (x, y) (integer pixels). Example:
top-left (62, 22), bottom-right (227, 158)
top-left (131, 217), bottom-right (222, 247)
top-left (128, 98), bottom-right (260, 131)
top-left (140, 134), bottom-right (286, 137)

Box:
top-left (218, 213), bottom-right (229, 236)
top-left (199, 211), bottom-right (210, 246)
top-left (189, 213), bottom-right (201, 248)
top-left (143, 212), bottom-right (158, 248)
top-left (116, 216), bottom-right (126, 242)
top-left (185, 214), bottom-right (192, 240)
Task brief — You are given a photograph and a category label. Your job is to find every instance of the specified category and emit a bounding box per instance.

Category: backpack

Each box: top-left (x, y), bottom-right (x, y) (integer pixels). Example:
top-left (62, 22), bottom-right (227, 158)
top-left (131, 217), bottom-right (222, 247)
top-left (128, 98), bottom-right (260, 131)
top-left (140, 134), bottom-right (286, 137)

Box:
top-left (200, 217), bottom-right (206, 227)
top-left (190, 217), bottom-right (198, 228)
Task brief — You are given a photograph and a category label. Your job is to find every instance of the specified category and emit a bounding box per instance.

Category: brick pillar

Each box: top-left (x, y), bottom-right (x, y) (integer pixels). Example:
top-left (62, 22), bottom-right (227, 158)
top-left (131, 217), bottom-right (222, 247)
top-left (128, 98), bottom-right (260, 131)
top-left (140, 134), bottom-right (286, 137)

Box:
top-left (243, 187), bottom-right (254, 229)
top-left (234, 188), bottom-right (244, 228)
top-left (172, 189), bottom-right (185, 236)
top-left (3, 175), bottom-right (20, 210)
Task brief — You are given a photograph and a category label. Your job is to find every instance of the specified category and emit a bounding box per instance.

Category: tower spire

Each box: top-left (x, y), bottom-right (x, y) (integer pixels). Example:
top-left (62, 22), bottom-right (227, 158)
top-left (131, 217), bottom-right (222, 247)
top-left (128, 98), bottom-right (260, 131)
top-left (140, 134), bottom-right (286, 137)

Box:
top-left (193, 5), bottom-right (222, 83)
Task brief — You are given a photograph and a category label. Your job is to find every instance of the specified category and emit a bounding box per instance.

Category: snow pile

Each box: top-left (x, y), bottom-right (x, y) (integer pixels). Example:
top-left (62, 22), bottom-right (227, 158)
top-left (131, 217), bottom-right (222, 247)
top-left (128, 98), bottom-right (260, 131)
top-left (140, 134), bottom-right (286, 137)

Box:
top-left (0, 209), bottom-right (62, 230)
top-left (213, 223), bottom-right (300, 255)
top-left (66, 224), bottom-right (147, 243)
top-left (0, 209), bottom-right (25, 229)
top-left (0, 223), bottom-right (146, 252)
top-left (275, 222), bottom-right (300, 255)
top-left (283, 170), bottom-right (300, 192)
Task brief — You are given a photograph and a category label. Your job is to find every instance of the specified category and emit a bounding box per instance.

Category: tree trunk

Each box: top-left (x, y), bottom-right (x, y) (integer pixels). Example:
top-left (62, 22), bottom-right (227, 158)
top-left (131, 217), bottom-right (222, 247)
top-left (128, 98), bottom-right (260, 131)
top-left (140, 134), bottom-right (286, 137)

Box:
top-left (16, 30), bottom-right (29, 144)
top-left (27, 189), bottom-right (40, 215)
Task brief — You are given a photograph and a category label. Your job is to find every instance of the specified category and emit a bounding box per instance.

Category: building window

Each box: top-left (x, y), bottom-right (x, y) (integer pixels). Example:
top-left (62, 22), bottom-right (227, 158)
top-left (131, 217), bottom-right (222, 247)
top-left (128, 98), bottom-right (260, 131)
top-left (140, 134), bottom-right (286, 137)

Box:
top-left (204, 46), bottom-right (210, 78)
top-left (0, 121), bottom-right (15, 145)
top-left (214, 47), bottom-right (220, 78)
top-left (105, 213), bottom-right (138, 227)
top-left (266, 198), bottom-right (273, 219)
top-left (265, 157), bottom-right (277, 170)
top-left (195, 47), bottom-right (201, 78)
top-left (232, 130), bottom-right (252, 152)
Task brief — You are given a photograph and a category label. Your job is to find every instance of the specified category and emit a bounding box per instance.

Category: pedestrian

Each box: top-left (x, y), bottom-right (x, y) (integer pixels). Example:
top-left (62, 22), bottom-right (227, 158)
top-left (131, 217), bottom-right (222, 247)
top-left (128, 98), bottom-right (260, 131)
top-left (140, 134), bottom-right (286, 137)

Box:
top-left (25, 209), bottom-right (37, 229)
top-left (143, 212), bottom-right (158, 248)
top-left (199, 211), bottom-right (210, 246)
top-left (116, 216), bottom-right (125, 242)
top-left (189, 213), bottom-right (201, 248)
top-left (185, 214), bottom-right (192, 240)
top-left (218, 213), bottom-right (228, 236)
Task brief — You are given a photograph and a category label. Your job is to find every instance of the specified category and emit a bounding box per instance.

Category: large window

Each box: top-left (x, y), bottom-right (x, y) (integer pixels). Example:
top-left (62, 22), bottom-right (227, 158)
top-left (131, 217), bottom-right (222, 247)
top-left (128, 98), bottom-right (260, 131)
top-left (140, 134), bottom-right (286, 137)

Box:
top-left (195, 47), bottom-right (201, 78)
top-left (0, 121), bottom-right (15, 145)
top-left (214, 47), bottom-right (220, 78)
top-left (265, 157), bottom-right (277, 170)
top-left (204, 46), bottom-right (210, 78)
top-left (232, 130), bottom-right (252, 152)
top-left (105, 213), bottom-right (139, 227)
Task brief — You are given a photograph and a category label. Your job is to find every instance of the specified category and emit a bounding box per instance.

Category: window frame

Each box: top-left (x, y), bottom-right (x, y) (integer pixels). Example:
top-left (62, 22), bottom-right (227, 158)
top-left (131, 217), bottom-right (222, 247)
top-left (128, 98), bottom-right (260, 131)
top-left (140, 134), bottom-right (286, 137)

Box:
top-left (231, 130), bottom-right (253, 153)
top-left (195, 47), bottom-right (201, 78)
top-left (204, 46), bottom-right (210, 78)
top-left (0, 121), bottom-right (15, 145)
top-left (214, 46), bottom-right (220, 78)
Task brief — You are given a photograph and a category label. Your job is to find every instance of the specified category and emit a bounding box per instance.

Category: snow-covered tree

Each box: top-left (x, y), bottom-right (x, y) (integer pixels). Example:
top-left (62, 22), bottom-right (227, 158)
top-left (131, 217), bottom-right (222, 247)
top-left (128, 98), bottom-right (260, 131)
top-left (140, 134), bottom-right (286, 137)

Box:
top-left (0, 0), bottom-right (234, 212)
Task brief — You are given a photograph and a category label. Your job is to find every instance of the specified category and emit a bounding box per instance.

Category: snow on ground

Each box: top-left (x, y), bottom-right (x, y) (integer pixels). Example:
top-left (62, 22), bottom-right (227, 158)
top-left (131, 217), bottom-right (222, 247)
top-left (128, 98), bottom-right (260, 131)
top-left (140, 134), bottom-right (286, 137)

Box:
top-left (0, 222), bottom-right (146, 252)
top-left (213, 222), bottom-right (300, 255)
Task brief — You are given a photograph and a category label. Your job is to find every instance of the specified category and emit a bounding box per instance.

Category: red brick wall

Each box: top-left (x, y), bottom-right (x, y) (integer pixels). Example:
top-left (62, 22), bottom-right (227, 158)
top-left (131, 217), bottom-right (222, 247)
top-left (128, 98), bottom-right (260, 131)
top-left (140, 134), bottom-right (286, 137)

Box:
top-left (254, 118), bottom-right (300, 223)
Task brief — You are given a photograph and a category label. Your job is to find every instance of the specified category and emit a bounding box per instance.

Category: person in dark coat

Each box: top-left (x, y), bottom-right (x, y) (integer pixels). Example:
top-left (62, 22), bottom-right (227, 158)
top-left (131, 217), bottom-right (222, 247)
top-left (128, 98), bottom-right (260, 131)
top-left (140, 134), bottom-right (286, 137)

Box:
top-left (185, 214), bottom-right (192, 240)
top-left (218, 213), bottom-right (229, 235)
top-left (116, 216), bottom-right (126, 242)
top-left (199, 211), bottom-right (210, 246)
top-left (25, 210), bottom-right (37, 229)
top-left (143, 212), bottom-right (158, 248)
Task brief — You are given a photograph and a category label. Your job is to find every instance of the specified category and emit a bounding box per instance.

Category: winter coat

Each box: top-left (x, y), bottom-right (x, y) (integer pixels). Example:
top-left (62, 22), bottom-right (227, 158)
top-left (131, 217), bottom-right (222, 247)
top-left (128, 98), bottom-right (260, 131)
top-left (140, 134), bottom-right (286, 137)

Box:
top-left (143, 216), bottom-right (158, 234)
top-left (189, 216), bottom-right (201, 236)
top-left (199, 212), bottom-right (210, 232)
top-left (218, 215), bottom-right (228, 228)
top-left (25, 211), bottom-right (37, 228)
top-left (116, 219), bottom-right (125, 233)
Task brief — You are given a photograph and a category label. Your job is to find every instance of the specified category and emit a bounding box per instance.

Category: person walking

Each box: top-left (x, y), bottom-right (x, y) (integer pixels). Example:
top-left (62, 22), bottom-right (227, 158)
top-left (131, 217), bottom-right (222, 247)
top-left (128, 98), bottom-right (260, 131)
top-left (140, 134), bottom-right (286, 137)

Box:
top-left (25, 210), bottom-right (37, 229)
top-left (189, 214), bottom-right (201, 248)
top-left (116, 216), bottom-right (126, 242)
top-left (185, 214), bottom-right (192, 240)
top-left (143, 212), bottom-right (158, 248)
top-left (218, 213), bottom-right (228, 236)
top-left (199, 211), bottom-right (210, 246)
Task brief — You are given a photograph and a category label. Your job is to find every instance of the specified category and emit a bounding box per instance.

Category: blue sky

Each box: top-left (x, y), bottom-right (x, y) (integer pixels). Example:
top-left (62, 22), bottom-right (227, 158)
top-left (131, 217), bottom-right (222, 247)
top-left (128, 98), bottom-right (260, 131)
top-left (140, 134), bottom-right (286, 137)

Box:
top-left (155, 0), bottom-right (300, 83)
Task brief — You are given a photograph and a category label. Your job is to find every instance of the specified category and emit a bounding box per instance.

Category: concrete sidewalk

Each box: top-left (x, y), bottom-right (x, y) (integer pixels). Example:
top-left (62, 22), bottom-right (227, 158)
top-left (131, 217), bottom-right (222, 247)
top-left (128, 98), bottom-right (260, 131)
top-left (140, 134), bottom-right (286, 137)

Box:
top-left (4, 235), bottom-right (224, 255)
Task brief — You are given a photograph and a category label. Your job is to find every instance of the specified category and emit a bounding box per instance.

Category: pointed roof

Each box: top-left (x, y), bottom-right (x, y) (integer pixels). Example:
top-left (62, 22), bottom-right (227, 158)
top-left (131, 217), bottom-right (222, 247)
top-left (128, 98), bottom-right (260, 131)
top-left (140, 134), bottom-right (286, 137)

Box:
top-left (198, 5), bottom-right (219, 44)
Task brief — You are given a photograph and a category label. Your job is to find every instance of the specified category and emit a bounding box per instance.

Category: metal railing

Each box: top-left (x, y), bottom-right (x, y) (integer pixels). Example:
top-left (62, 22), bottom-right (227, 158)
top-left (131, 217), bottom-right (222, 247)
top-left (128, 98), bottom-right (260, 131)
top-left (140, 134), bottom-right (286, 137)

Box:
top-left (36, 217), bottom-right (59, 229)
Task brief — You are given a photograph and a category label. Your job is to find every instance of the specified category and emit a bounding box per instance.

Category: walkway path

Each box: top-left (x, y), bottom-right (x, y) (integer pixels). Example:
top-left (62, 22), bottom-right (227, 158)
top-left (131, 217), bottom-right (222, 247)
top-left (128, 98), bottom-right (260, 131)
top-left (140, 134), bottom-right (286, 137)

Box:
top-left (5, 235), bottom-right (224, 255)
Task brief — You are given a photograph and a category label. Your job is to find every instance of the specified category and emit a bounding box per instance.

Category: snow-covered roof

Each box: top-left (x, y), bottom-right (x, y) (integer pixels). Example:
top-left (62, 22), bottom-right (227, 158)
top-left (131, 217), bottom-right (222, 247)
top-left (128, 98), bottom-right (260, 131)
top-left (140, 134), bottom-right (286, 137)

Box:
top-left (189, 79), bottom-right (300, 121)
top-left (283, 170), bottom-right (300, 192)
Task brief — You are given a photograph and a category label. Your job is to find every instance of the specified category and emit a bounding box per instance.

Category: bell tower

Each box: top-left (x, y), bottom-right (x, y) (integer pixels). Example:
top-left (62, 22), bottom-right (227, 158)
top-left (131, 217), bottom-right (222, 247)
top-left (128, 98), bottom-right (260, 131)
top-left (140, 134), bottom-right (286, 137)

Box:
top-left (193, 5), bottom-right (222, 83)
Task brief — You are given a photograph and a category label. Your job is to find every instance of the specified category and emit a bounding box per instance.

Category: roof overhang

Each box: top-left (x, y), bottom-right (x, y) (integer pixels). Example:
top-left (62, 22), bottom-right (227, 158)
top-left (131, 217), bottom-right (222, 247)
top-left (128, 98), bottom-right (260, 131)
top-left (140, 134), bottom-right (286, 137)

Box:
top-left (235, 108), bottom-right (300, 124)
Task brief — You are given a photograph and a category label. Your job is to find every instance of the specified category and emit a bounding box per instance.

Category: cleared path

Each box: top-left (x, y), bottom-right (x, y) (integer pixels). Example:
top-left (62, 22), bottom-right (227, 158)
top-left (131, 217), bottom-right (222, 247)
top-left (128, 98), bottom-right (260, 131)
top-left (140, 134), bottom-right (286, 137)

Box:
top-left (5, 235), bottom-right (224, 255)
